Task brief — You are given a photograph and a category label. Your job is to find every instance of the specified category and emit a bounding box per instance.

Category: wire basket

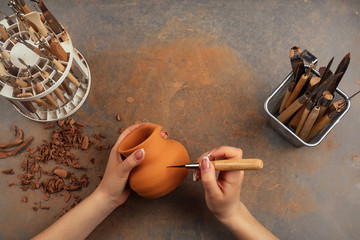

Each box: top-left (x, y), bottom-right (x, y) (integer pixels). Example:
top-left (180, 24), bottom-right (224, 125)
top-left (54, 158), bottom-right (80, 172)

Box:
top-left (264, 68), bottom-right (350, 147)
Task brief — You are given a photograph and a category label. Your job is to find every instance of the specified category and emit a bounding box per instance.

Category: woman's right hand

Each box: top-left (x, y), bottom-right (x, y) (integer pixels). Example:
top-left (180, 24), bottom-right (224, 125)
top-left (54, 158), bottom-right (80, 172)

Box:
top-left (194, 146), bottom-right (244, 222)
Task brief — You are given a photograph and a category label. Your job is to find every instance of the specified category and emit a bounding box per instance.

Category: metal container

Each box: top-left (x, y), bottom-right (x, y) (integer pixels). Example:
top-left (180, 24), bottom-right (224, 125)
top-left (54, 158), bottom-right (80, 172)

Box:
top-left (264, 68), bottom-right (350, 147)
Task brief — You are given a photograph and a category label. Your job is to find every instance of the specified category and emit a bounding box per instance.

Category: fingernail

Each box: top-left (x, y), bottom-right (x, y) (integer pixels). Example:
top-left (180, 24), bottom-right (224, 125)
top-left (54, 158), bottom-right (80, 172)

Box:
top-left (201, 157), bottom-right (210, 170)
top-left (134, 148), bottom-right (145, 160)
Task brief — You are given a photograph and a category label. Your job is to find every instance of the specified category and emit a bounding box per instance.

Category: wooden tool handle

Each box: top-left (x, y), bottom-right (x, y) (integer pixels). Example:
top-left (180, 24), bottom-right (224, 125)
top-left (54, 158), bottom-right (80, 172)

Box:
top-left (15, 78), bottom-right (29, 88)
top-left (0, 24), bottom-right (9, 41)
top-left (33, 98), bottom-right (53, 109)
top-left (306, 76), bottom-right (320, 91)
top-left (285, 74), bottom-right (309, 108)
top-left (299, 106), bottom-right (320, 141)
top-left (35, 82), bottom-right (59, 108)
top-left (24, 12), bottom-right (49, 37)
top-left (41, 71), bottom-right (66, 103)
top-left (50, 40), bottom-right (69, 62)
top-left (21, 101), bottom-right (37, 113)
top-left (52, 59), bottom-right (80, 87)
top-left (295, 105), bottom-right (311, 135)
top-left (206, 159), bottom-right (263, 171)
top-left (0, 46), bottom-right (10, 60)
top-left (306, 114), bottom-right (331, 141)
top-left (61, 81), bottom-right (73, 95)
top-left (277, 95), bottom-right (306, 123)
top-left (279, 81), bottom-right (295, 114)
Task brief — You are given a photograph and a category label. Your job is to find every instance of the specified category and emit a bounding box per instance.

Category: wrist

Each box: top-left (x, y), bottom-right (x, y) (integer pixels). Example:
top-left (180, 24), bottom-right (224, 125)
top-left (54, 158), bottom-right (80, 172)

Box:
top-left (217, 202), bottom-right (246, 228)
top-left (92, 188), bottom-right (119, 213)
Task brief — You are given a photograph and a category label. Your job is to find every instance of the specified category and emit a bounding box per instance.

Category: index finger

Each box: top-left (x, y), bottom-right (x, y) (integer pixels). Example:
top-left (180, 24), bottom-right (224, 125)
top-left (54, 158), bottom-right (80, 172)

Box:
top-left (210, 146), bottom-right (243, 160)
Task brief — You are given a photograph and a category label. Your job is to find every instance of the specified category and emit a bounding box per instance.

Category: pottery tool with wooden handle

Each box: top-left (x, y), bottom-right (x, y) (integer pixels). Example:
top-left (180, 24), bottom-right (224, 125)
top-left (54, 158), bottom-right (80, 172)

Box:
top-left (285, 62), bottom-right (314, 108)
top-left (34, 0), bottom-right (65, 34)
top-left (24, 11), bottom-right (49, 37)
top-left (168, 158), bottom-right (263, 171)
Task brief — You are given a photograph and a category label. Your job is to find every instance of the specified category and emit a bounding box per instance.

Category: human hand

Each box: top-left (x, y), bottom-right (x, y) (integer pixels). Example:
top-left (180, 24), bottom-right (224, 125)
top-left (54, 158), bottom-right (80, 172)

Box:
top-left (194, 146), bottom-right (244, 222)
top-left (95, 123), bottom-right (168, 209)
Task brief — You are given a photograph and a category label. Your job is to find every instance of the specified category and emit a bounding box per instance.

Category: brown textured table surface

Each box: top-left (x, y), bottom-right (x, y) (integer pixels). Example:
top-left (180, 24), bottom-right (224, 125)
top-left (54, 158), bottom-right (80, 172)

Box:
top-left (1, 0), bottom-right (360, 239)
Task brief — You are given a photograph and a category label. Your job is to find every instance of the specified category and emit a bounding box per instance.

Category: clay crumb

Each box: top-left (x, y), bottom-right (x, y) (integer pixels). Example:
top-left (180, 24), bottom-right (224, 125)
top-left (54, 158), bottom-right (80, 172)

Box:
top-left (33, 207), bottom-right (38, 211)
top-left (22, 196), bottom-right (28, 203)
top-left (54, 168), bottom-right (68, 178)
top-left (351, 154), bottom-right (359, 161)
top-left (81, 136), bottom-right (89, 150)
top-left (1, 168), bottom-right (15, 174)
top-left (126, 97), bottom-right (135, 103)
top-left (90, 158), bottom-right (95, 164)
top-left (119, 128), bottom-right (125, 133)
top-left (266, 184), bottom-right (281, 191)
top-left (116, 113), bottom-right (121, 121)
top-left (65, 192), bottom-right (71, 202)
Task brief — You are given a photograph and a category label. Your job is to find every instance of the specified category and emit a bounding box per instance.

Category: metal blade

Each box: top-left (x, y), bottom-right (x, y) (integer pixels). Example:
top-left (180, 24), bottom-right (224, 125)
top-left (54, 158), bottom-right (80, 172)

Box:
top-left (319, 57), bottom-right (334, 85)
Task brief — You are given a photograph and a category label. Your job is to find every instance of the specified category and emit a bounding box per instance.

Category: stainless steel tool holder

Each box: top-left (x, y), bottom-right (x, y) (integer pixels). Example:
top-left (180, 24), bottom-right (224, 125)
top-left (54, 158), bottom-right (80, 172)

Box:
top-left (264, 67), bottom-right (350, 147)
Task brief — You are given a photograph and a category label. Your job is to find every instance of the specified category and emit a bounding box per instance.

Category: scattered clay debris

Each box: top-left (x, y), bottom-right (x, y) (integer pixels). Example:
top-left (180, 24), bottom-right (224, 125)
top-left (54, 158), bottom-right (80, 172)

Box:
top-left (119, 128), bottom-right (125, 133)
top-left (0, 127), bottom-right (34, 159)
top-left (65, 192), bottom-right (71, 202)
top-left (0, 118), bottom-right (94, 213)
top-left (266, 184), bottom-right (281, 191)
top-left (9, 182), bottom-right (17, 187)
top-left (116, 113), bottom-right (121, 121)
top-left (126, 97), bottom-right (135, 103)
top-left (39, 202), bottom-right (50, 210)
top-left (22, 196), bottom-right (28, 203)
top-left (54, 168), bottom-right (68, 178)
top-left (1, 168), bottom-right (15, 174)
top-left (351, 154), bottom-right (359, 161)
top-left (98, 132), bottom-right (106, 138)
top-left (81, 136), bottom-right (89, 150)
top-left (90, 158), bottom-right (95, 164)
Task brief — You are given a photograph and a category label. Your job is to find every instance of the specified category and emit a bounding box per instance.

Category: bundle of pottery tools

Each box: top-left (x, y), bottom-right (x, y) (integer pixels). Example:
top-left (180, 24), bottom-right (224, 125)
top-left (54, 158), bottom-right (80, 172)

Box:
top-left (276, 46), bottom-right (352, 142)
top-left (0, 0), bottom-right (91, 122)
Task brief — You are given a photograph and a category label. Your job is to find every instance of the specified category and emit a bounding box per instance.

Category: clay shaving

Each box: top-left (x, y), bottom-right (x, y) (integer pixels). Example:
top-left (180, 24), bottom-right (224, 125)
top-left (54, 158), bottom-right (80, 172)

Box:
top-left (0, 127), bottom-right (33, 159)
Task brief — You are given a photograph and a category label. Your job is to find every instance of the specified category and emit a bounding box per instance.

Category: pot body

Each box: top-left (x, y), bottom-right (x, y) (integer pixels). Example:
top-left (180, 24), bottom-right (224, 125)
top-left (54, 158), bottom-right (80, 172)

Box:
top-left (117, 124), bottom-right (189, 198)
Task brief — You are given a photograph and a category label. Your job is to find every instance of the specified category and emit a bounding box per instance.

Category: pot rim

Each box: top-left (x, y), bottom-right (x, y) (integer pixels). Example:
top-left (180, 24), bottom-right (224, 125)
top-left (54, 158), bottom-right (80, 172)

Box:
top-left (117, 124), bottom-right (162, 154)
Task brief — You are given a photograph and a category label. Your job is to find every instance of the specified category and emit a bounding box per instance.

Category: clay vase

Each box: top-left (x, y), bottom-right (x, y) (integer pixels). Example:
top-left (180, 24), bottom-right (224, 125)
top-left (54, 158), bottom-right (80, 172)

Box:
top-left (117, 124), bottom-right (189, 199)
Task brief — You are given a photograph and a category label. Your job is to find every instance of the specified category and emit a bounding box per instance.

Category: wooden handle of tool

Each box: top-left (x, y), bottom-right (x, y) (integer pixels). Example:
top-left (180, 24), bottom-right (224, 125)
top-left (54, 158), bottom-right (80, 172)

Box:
top-left (317, 91), bottom-right (333, 119)
top-left (0, 25), bottom-right (9, 41)
top-left (15, 78), bottom-right (29, 88)
top-left (0, 62), bottom-right (8, 75)
top-left (50, 40), bottom-right (69, 62)
top-left (306, 114), bottom-right (331, 141)
top-left (21, 101), bottom-right (37, 113)
top-left (52, 59), bottom-right (80, 87)
top-left (277, 95), bottom-right (306, 124)
top-left (35, 82), bottom-right (59, 108)
top-left (24, 12), bottom-right (49, 37)
top-left (22, 5), bottom-right (32, 14)
top-left (0, 46), bottom-right (10, 60)
top-left (41, 71), bottom-right (66, 103)
top-left (298, 106), bottom-right (320, 141)
top-left (295, 106), bottom-right (311, 135)
top-left (306, 76), bottom-right (320, 91)
top-left (61, 81), bottom-right (73, 95)
top-left (33, 98), bottom-right (53, 109)
top-left (285, 74), bottom-right (309, 108)
top-left (279, 81), bottom-right (295, 114)
top-left (53, 88), bottom-right (66, 103)
top-left (205, 159), bottom-right (263, 171)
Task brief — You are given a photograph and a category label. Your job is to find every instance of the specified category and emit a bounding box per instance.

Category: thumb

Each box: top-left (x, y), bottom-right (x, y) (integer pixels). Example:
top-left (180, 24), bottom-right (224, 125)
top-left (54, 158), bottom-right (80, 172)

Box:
top-left (118, 148), bottom-right (145, 177)
top-left (200, 157), bottom-right (222, 198)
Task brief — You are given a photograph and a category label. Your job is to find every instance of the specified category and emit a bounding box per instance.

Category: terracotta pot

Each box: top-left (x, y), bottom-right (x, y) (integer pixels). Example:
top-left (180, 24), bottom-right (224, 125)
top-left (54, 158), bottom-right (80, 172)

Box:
top-left (117, 124), bottom-right (189, 198)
